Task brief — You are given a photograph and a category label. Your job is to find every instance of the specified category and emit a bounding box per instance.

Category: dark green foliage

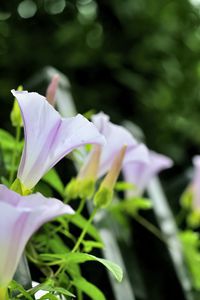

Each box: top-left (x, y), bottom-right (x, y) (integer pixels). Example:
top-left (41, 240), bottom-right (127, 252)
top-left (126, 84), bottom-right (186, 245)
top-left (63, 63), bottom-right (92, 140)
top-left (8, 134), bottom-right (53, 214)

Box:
top-left (1, 0), bottom-right (200, 164)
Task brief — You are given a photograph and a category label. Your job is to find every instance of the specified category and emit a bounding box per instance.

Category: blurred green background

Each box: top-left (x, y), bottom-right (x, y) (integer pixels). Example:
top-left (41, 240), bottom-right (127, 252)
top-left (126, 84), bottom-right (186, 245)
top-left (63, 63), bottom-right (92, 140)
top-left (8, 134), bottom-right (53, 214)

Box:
top-left (1, 0), bottom-right (200, 166)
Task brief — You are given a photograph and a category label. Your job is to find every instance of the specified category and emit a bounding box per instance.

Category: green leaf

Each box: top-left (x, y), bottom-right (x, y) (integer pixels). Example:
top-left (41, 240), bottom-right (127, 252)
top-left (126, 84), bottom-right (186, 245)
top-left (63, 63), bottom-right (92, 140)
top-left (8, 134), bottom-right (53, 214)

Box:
top-left (39, 293), bottom-right (58, 300)
top-left (30, 279), bottom-right (75, 298)
top-left (0, 129), bottom-right (15, 150)
top-left (115, 181), bottom-right (135, 191)
top-left (38, 285), bottom-right (75, 298)
top-left (9, 280), bottom-right (32, 300)
top-left (0, 129), bottom-right (23, 151)
top-left (40, 252), bottom-right (123, 282)
top-left (113, 197), bottom-right (152, 216)
top-left (71, 277), bottom-right (106, 300)
top-left (42, 168), bottom-right (64, 196)
top-left (50, 287), bottom-right (75, 297)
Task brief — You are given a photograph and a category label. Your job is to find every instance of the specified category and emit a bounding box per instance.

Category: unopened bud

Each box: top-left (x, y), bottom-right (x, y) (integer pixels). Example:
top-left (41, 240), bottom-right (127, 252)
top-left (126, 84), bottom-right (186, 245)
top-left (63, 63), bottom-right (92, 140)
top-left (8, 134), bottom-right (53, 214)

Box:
top-left (101, 145), bottom-right (127, 190)
top-left (65, 177), bottom-right (95, 200)
top-left (180, 186), bottom-right (193, 209)
top-left (76, 145), bottom-right (101, 199)
top-left (65, 178), bottom-right (80, 200)
top-left (78, 145), bottom-right (101, 180)
top-left (46, 74), bottom-right (59, 106)
top-left (10, 85), bottom-right (23, 127)
top-left (94, 187), bottom-right (113, 208)
top-left (94, 145), bottom-right (127, 208)
top-left (79, 179), bottom-right (95, 199)
top-left (187, 210), bottom-right (200, 228)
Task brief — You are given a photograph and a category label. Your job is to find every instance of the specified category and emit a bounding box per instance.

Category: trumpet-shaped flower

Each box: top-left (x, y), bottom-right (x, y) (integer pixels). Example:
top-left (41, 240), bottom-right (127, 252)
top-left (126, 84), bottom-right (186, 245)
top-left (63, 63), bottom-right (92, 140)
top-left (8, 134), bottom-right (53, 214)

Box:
top-left (11, 90), bottom-right (105, 190)
top-left (91, 112), bottom-right (149, 177)
top-left (94, 145), bottom-right (127, 208)
top-left (0, 184), bottom-right (74, 288)
top-left (123, 151), bottom-right (173, 196)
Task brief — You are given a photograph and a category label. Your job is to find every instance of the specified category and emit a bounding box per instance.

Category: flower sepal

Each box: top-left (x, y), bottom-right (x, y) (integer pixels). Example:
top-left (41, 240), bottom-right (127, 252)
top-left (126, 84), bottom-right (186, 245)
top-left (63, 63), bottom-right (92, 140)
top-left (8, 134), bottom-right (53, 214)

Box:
top-left (94, 186), bottom-right (113, 208)
top-left (65, 178), bottom-right (95, 200)
top-left (10, 178), bottom-right (32, 196)
top-left (64, 178), bottom-right (80, 200)
top-left (79, 178), bottom-right (95, 199)
top-left (0, 286), bottom-right (8, 300)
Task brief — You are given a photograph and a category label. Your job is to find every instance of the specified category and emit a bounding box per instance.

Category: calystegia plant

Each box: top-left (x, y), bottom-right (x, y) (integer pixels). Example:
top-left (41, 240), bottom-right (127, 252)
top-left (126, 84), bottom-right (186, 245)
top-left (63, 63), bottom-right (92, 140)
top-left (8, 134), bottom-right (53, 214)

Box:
top-left (0, 78), bottom-right (173, 300)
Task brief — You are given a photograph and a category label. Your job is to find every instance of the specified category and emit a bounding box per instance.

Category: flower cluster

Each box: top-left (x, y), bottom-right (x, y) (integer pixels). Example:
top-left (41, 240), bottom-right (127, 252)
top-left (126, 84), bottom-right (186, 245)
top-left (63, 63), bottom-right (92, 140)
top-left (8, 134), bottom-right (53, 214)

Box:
top-left (0, 85), bottom-right (173, 299)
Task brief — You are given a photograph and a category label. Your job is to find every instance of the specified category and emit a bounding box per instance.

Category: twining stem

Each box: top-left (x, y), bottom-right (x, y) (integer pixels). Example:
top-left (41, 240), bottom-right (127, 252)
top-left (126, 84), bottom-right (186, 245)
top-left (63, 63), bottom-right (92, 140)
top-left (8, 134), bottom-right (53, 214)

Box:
top-left (134, 214), bottom-right (167, 244)
top-left (9, 125), bottom-right (21, 184)
top-left (72, 207), bottom-right (98, 252)
top-left (0, 287), bottom-right (8, 300)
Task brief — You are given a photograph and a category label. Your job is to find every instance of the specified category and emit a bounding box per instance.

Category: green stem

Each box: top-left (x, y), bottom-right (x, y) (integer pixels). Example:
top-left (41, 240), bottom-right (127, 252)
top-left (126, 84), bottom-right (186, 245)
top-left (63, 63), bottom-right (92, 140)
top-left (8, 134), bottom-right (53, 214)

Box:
top-left (0, 287), bottom-right (8, 300)
top-left (76, 198), bottom-right (86, 215)
top-left (72, 207), bottom-right (98, 252)
top-left (77, 289), bottom-right (83, 300)
top-left (134, 214), bottom-right (167, 244)
top-left (9, 125), bottom-right (21, 184)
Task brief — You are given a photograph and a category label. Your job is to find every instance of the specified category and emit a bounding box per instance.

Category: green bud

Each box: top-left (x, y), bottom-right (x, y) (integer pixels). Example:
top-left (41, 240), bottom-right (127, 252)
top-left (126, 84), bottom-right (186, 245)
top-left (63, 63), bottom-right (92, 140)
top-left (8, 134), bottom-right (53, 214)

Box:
top-left (64, 178), bottom-right (80, 200)
top-left (180, 188), bottom-right (193, 209)
top-left (10, 178), bottom-right (32, 195)
top-left (10, 85), bottom-right (23, 127)
top-left (65, 178), bottom-right (95, 200)
top-left (187, 210), bottom-right (200, 228)
top-left (79, 179), bottom-right (95, 199)
top-left (94, 187), bottom-right (113, 208)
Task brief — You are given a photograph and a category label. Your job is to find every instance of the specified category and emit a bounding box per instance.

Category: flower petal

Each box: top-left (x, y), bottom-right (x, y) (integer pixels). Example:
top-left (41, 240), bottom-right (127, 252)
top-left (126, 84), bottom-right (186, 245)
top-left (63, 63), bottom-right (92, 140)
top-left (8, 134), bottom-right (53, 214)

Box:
top-left (92, 112), bottom-right (149, 177)
top-left (123, 151), bottom-right (173, 196)
top-left (0, 185), bottom-right (74, 286)
top-left (11, 90), bottom-right (105, 189)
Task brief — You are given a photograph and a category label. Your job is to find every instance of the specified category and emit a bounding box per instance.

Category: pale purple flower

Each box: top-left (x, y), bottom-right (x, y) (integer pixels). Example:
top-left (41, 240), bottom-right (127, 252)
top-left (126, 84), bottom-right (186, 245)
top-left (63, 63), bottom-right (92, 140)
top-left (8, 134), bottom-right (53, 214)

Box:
top-left (11, 90), bottom-right (105, 189)
top-left (91, 112), bottom-right (149, 177)
top-left (192, 155), bottom-right (200, 209)
top-left (0, 184), bottom-right (74, 287)
top-left (123, 151), bottom-right (173, 196)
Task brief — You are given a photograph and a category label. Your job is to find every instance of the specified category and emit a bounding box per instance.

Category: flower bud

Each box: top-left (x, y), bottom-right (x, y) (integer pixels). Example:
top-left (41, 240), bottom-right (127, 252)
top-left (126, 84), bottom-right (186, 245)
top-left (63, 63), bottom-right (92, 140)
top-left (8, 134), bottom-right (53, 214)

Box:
top-left (10, 86), bottom-right (23, 127)
top-left (187, 210), bottom-right (200, 228)
top-left (64, 178), bottom-right (80, 200)
top-left (94, 186), bottom-right (113, 208)
top-left (78, 145), bottom-right (101, 180)
top-left (65, 146), bottom-right (102, 200)
top-left (79, 179), bottom-right (95, 199)
top-left (77, 145), bottom-right (101, 199)
top-left (94, 145), bottom-right (127, 208)
top-left (46, 74), bottom-right (59, 106)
